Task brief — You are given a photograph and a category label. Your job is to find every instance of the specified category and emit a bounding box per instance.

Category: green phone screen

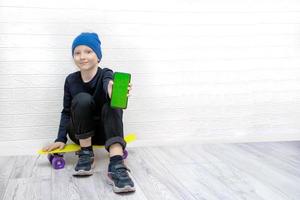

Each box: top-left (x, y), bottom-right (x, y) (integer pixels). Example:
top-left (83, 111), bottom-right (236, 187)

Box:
top-left (110, 72), bottom-right (131, 109)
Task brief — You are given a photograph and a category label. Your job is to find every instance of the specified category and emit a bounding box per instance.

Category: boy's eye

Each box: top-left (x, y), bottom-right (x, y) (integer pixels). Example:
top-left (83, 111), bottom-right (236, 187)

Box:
top-left (87, 51), bottom-right (92, 54)
top-left (75, 52), bottom-right (80, 55)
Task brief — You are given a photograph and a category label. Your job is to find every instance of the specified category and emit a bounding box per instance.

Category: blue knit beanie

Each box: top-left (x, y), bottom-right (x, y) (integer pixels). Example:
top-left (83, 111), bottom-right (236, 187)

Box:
top-left (72, 32), bottom-right (102, 61)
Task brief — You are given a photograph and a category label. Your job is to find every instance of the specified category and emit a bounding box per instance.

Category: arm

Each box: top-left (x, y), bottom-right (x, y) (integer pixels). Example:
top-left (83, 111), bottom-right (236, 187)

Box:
top-left (55, 77), bottom-right (72, 143)
top-left (43, 77), bottom-right (71, 151)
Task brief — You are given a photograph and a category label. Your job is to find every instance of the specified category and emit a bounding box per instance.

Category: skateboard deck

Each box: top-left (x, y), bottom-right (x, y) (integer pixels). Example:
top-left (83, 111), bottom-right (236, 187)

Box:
top-left (38, 133), bottom-right (136, 155)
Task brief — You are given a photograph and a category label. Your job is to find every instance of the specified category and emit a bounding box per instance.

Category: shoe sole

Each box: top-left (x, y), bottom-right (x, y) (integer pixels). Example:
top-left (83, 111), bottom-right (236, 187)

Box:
top-left (73, 161), bottom-right (95, 176)
top-left (106, 171), bottom-right (136, 193)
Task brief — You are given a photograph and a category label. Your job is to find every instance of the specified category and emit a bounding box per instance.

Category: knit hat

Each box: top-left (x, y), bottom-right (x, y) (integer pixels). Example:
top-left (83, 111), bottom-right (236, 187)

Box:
top-left (72, 32), bottom-right (102, 61)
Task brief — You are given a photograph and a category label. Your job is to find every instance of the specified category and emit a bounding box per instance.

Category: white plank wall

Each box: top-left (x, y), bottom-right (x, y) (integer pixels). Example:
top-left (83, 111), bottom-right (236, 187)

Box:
top-left (0, 0), bottom-right (300, 155)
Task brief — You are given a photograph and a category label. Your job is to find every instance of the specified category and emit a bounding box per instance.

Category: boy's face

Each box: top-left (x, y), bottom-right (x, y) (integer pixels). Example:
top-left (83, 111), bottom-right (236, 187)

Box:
top-left (73, 45), bottom-right (99, 71)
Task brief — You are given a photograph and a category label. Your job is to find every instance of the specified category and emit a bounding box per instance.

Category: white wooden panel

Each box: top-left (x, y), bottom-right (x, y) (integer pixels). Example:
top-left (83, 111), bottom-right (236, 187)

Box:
top-left (1, 0), bottom-right (300, 12)
top-left (0, 22), bottom-right (298, 36)
top-left (1, 69), bottom-right (300, 88)
top-left (1, 58), bottom-right (300, 74)
top-left (2, 7), bottom-right (300, 25)
top-left (1, 47), bottom-right (300, 63)
top-left (2, 34), bottom-right (300, 50)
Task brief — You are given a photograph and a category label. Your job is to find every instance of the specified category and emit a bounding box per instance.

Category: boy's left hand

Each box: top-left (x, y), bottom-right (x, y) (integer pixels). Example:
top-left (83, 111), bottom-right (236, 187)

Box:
top-left (108, 80), bottom-right (132, 99)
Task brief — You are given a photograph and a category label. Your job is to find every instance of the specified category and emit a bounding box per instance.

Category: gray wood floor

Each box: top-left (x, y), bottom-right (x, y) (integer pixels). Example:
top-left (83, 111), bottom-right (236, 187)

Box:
top-left (0, 141), bottom-right (300, 200)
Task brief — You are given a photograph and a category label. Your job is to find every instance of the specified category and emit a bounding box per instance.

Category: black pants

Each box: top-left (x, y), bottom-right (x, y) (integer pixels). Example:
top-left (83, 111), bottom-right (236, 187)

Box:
top-left (66, 92), bottom-right (126, 152)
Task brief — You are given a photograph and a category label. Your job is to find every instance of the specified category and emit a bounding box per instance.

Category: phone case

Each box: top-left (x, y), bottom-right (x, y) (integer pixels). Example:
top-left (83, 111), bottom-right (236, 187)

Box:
top-left (110, 72), bottom-right (131, 109)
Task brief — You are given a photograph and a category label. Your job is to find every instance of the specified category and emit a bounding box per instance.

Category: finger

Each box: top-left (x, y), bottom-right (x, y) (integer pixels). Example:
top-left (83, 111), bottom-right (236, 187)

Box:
top-left (48, 147), bottom-right (54, 152)
top-left (44, 145), bottom-right (51, 151)
top-left (48, 145), bottom-right (57, 152)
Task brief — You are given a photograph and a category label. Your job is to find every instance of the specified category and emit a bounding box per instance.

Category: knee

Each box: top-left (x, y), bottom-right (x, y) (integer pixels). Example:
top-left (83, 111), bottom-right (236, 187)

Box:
top-left (101, 102), bottom-right (123, 117)
top-left (72, 92), bottom-right (95, 110)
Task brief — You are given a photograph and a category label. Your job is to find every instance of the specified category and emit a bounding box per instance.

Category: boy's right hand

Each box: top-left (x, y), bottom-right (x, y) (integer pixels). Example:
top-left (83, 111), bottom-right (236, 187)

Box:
top-left (42, 142), bottom-right (65, 152)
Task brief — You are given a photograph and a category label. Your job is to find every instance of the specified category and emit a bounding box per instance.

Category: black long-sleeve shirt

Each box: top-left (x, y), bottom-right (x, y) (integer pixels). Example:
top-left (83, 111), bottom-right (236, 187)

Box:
top-left (55, 67), bottom-right (113, 143)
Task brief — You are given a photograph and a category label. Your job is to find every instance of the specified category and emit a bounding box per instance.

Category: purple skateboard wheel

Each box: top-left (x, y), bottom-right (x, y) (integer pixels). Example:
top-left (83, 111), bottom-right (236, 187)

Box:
top-left (123, 150), bottom-right (128, 159)
top-left (52, 156), bottom-right (65, 169)
top-left (48, 154), bottom-right (65, 169)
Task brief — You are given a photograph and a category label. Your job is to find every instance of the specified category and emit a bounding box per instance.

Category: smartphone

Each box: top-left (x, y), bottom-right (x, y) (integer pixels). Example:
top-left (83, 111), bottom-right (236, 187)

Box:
top-left (110, 72), bottom-right (131, 109)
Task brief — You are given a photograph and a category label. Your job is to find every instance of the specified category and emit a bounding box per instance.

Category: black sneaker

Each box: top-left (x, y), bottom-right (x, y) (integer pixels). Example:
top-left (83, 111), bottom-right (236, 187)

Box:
top-left (107, 161), bottom-right (136, 193)
top-left (73, 149), bottom-right (95, 176)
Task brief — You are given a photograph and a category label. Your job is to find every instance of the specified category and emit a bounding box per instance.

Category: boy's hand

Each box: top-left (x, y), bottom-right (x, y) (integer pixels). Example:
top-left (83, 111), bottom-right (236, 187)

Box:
top-left (42, 142), bottom-right (65, 152)
top-left (107, 80), bottom-right (133, 99)
top-left (108, 80), bottom-right (113, 99)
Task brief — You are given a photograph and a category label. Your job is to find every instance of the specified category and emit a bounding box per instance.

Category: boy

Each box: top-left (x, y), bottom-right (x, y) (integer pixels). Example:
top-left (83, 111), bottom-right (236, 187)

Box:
top-left (42, 32), bottom-right (135, 193)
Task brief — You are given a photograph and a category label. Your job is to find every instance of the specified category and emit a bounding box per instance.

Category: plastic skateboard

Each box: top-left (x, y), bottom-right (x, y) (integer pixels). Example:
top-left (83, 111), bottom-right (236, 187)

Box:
top-left (38, 133), bottom-right (136, 170)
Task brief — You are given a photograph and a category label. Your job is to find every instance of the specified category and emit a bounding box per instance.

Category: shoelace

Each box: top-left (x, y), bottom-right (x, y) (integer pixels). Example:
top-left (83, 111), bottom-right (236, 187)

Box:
top-left (76, 150), bottom-right (93, 163)
top-left (115, 165), bottom-right (131, 177)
